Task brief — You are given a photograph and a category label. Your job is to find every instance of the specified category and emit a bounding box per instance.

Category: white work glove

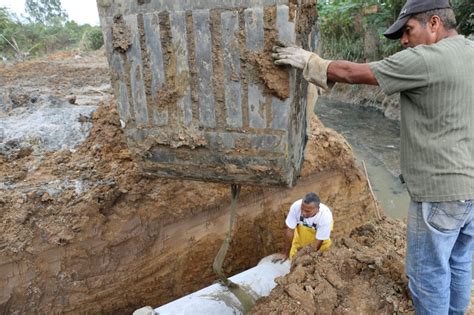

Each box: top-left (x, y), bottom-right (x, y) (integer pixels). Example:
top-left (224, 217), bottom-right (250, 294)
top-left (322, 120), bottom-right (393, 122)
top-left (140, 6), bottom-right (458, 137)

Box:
top-left (272, 45), bottom-right (312, 70)
top-left (273, 44), bottom-right (333, 90)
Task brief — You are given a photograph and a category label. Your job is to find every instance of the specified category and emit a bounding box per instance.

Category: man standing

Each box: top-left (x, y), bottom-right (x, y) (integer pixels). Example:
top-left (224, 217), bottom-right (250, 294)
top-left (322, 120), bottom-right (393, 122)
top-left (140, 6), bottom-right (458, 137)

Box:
top-left (273, 0), bottom-right (474, 313)
top-left (282, 192), bottom-right (333, 260)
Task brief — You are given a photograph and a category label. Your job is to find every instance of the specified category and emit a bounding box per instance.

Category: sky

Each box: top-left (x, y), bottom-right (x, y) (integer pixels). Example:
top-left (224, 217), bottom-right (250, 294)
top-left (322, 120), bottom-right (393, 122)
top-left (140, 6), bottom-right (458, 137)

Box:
top-left (0, 0), bottom-right (100, 26)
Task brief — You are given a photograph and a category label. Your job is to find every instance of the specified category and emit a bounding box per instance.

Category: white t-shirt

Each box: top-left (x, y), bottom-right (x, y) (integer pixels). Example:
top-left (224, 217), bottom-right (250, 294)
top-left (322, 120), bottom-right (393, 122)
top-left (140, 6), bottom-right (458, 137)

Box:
top-left (285, 199), bottom-right (333, 241)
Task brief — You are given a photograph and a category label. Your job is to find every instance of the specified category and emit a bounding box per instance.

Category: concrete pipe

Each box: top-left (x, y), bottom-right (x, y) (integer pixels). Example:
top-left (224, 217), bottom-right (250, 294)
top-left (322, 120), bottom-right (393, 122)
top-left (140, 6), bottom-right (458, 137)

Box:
top-left (136, 254), bottom-right (290, 315)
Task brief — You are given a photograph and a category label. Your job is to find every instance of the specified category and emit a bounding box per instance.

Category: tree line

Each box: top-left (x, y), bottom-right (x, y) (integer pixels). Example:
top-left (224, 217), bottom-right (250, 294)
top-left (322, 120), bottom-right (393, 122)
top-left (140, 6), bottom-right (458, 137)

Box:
top-left (0, 0), bottom-right (103, 60)
top-left (1, 0), bottom-right (472, 61)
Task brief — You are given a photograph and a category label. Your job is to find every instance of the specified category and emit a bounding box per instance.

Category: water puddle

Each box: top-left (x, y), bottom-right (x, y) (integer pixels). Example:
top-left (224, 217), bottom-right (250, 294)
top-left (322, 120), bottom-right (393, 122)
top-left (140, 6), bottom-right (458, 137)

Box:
top-left (315, 97), bottom-right (409, 219)
top-left (315, 96), bottom-right (474, 278)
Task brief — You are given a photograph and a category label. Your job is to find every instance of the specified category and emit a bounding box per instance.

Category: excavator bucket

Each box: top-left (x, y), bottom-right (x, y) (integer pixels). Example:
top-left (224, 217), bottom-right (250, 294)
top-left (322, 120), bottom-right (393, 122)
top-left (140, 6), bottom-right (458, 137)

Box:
top-left (97, 0), bottom-right (318, 186)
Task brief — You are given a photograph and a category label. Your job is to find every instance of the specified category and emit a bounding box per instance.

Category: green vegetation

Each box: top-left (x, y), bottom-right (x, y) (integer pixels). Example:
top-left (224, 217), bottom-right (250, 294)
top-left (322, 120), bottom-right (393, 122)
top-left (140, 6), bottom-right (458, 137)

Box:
top-left (454, 0), bottom-right (474, 36)
top-left (318, 0), bottom-right (473, 61)
top-left (0, 1), bottom-right (103, 60)
top-left (1, 0), bottom-right (471, 61)
top-left (25, 0), bottom-right (68, 24)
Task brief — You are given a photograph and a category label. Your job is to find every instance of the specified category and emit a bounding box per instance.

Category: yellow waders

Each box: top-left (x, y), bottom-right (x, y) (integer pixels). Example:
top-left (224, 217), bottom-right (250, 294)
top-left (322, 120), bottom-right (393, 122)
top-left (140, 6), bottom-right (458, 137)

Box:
top-left (289, 224), bottom-right (332, 259)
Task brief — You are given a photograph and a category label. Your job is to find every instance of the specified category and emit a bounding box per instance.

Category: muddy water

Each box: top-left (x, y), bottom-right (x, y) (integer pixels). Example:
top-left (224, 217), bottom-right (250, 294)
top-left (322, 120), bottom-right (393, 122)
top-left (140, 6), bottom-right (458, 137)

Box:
top-left (314, 96), bottom-right (409, 219)
top-left (315, 96), bottom-right (474, 280)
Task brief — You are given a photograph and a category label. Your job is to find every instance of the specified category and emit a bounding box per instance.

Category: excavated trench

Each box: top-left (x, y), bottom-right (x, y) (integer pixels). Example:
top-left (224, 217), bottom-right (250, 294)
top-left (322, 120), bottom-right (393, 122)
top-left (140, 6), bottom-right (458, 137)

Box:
top-left (1, 93), bottom-right (377, 314)
top-left (2, 49), bottom-right (473, 314)
top-left (1, 49), bottom-right (377, 314)
top-left (0, 126), bottom-right (403, 314)
top-left (0, 3), bottom-right (398, 313)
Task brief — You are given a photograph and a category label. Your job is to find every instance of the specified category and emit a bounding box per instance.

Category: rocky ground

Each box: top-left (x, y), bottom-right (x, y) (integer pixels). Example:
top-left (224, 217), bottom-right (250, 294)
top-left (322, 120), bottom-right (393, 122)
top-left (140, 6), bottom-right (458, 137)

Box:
top-left (0, 50), bottom-right (472, 314)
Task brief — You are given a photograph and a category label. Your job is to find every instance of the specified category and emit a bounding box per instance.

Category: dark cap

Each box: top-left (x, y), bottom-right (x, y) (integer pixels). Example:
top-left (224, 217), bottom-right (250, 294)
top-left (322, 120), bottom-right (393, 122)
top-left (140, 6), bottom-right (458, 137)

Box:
top-left (384, 0), bottom-right (452, 39)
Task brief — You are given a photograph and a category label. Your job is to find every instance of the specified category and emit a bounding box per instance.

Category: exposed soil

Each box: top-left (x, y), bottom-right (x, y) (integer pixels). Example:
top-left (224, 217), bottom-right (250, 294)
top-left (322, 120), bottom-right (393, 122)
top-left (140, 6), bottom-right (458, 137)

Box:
top-left (248, 5), bottom-right (290, 101)
top-left (112, 16), bottom-right (132, 53)
top-left (249, 50), bottom-right (290, 101)
top-left (1, 50), bottom-right (472, 315)
top-left (251, 218), bottom-right (412, 314)
top-left (247, 3), bottom-right (318, 101)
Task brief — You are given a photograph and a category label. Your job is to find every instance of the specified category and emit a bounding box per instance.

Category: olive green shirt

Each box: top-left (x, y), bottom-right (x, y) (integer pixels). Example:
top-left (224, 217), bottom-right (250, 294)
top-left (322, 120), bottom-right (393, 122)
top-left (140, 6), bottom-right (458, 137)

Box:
top-left (370, 35), bottom-right (474, 202)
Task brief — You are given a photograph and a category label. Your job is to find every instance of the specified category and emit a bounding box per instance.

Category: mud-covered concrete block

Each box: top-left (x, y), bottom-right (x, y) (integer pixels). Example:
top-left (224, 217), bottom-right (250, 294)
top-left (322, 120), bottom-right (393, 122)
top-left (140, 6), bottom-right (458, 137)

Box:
top-left (98, 0), bottom-right (318, 186)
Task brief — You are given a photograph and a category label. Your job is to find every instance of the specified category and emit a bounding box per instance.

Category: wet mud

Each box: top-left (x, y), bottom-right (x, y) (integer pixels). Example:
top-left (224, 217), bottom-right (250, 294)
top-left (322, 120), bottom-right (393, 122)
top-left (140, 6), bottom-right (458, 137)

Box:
top-left (251, 219), bottom-right (412, 314)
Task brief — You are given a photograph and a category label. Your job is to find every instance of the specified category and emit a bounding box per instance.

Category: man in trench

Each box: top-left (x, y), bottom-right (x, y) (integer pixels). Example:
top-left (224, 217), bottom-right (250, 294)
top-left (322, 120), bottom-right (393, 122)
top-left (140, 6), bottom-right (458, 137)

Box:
top-left (281, 192), bottom-right (333, 260)
top-left (273, 0), bottom-right (474, 314)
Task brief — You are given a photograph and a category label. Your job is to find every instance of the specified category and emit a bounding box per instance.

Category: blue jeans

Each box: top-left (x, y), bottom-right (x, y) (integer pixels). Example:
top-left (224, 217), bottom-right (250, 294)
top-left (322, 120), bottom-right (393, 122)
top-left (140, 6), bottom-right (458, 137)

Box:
top-left (406, 200), bottom-right (474, 315)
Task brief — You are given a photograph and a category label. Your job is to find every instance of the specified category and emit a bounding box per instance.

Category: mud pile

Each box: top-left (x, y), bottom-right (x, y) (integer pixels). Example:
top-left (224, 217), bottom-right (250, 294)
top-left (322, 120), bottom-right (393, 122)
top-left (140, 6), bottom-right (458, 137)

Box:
top-left (251, 218), bottom-right (412, 314)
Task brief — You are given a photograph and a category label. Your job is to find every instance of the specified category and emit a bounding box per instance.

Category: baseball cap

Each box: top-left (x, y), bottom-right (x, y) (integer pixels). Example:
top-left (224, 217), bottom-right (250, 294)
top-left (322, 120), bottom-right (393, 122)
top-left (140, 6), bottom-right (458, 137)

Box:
top-left (384, 0), bottom-right (452, 39)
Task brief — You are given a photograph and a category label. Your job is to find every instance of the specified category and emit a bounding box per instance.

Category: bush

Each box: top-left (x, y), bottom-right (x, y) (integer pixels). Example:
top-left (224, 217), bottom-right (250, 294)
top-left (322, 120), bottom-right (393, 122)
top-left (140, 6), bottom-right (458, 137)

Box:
top-left (83, 27), bottom-right (104, 50)
top-left (317, 0), bottom-right (404, 61)
top-left (317, 0), bottom-right (472, 62)
top-left (453, 0), bottom-right (473, 36)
